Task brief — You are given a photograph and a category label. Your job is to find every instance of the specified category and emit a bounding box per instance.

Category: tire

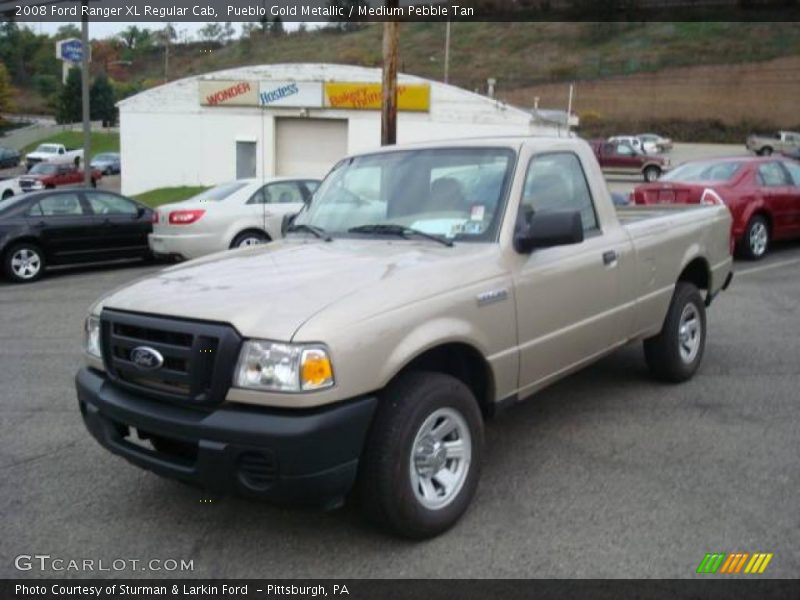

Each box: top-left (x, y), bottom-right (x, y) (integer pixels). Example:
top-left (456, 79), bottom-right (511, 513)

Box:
top-left (1, 190), bottom-right (12, 200)
top-left (759, 147), bottom-right (773, 157)
top-left (643, 166), bottom-right (661, 182)
top-left (3, 242), bottom-right (46, 283)
top-left (739, 215), bottom-right (769, 260)
top-left (45, 184), bottom-right (55, 190)
top-left (356, 371), bottom-right (484, 539)
top-left (90, 178), bottom-right (97, 188)
top-left (644, 282), bottom-right (706, 383)
top-left (231, 230), bottom-right (268, 248)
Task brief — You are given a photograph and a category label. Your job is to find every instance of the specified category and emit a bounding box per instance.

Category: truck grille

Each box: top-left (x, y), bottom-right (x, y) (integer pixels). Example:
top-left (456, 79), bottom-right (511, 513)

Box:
top-left (100, 309), bottom-right (242, 406)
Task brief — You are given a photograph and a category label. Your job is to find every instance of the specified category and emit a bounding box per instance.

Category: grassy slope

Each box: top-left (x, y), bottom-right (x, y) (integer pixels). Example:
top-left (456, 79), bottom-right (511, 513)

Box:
top-left (133, 186), bottom-right (208, 208)
top-left (21, 131), bottom-right (119, 155)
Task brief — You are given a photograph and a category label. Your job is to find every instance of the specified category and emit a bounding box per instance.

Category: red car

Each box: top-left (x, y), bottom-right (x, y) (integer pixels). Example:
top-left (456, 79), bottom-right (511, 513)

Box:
top-left (18, 163), bottom-right (101, 193)
top-left (590, 139), bottom-right (670, 182)
top-left (632, 157), bottom-right (800, 259)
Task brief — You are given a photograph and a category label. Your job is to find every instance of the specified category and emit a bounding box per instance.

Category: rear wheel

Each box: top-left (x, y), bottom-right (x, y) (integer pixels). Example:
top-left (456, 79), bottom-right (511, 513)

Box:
top-left (643, 166), bottom-right (661, 182)
top-left (759, 147), bottom-right (773, 157)
top-left (231, 230), bottom-right (268, 248)
top-left (644, 282), bottom-right (706, 383)
top-left (4, 242), bottom-right (45, 283)
top-left (357, 371), bottom-right (484, 539)
top-left (740, 215), bottom-right (769, 260)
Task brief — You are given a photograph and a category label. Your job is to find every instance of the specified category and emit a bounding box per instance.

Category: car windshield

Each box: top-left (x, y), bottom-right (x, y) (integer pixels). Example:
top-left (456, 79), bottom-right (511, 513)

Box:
top-left (29, 163), bottom-right (58, 175)
top-left (93, 153), bottom-right (116, 161)
top-left (36, 145), bottom-right (59, 153)
top-left (661, 161), bottom-right (745, 182)
top-left (186, 181), bottom-right (248, 203)
top-left (294, 147), bottom-right (516, 242)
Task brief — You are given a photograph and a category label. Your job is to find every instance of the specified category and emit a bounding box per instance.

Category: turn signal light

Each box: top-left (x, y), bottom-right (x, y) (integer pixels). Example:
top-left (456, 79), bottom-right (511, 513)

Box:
top-left (169, 209), bottom-right (205, 225)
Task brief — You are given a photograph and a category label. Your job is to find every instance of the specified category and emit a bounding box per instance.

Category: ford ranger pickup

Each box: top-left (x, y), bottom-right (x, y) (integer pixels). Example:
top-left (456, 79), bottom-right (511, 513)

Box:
top-left (76, 137), bottom-right (733, 538)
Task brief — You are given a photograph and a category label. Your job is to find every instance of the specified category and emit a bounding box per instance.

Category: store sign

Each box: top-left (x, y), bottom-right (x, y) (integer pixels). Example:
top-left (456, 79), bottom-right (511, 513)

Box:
top-left (258, 81), bottom-right (323, 108)
top-left (199, 80), bottom-right (258, 106)
top-left (324, 82), bottom-right (430, 112)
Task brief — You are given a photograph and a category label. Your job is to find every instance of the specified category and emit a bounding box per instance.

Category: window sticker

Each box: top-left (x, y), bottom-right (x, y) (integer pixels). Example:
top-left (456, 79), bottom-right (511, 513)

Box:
top-left (470, 205), bottom-right (486, 221)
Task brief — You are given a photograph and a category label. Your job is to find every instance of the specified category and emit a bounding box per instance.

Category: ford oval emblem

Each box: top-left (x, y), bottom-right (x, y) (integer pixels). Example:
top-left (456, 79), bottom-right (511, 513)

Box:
top-left (130, 346), bottom-right (164, 371)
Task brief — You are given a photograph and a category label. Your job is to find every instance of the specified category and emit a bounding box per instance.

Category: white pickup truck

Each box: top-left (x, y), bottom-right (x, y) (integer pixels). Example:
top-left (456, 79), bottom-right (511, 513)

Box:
top-left (77, 137), bottom-right (734, 538)
top-left (25, 143), bottom-right (84, 171)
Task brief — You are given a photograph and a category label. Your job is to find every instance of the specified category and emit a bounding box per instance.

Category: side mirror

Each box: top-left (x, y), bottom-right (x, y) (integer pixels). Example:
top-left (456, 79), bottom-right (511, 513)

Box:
top-left (514, 210), bottom-right (584, 253)
top-left (281, 213), bottom-right (296, 236)
top-left (136, 206), bottom-right (147, 219)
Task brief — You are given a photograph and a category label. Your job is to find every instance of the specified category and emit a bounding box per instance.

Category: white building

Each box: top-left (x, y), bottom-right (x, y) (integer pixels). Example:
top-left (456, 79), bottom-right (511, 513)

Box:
top-left (118, 63), bottom-right (562, 196)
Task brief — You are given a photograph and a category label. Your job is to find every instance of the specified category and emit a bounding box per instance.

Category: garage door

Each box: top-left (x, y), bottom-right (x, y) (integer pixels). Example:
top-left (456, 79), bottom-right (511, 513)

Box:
top-left (275, 118), bottom-right (348, 177)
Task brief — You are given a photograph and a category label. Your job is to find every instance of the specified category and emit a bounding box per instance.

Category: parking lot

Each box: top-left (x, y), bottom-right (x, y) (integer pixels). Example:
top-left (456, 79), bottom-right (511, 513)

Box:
top-left (1, 231), bottom-right (798, 578)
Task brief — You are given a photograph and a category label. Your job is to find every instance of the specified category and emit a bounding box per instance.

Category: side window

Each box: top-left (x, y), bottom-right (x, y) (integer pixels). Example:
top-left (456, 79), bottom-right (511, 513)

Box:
top-left (31, 194), bottom-right (84, 216)
top-left (616, 143), bottom-right (635, 156)
top-left (86, 192), bottom-right (138, 215)
top-left (757, 162), bottom-right (791, 187)
top-left (264, 182), bottom-right (305, 204)
top-left (521, 152), bottom-right (599, 232)
top-left (57, 164), bottom-right (72, 175)
top-left (782, 161), bottom-right (800, 186)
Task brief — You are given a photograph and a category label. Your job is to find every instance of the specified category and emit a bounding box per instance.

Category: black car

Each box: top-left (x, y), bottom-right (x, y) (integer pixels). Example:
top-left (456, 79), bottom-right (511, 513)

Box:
top-left (0, 146), bottom-right (21, 169)
top-left (0, 188), bottom-right (154, 283)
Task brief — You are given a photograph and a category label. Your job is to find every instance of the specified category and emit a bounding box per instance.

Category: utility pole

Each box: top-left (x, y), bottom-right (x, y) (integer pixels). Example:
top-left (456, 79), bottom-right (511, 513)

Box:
top-left (164, 23), bottom-right (171, 83)
top-left (566, 83), bottom-right (575, 134)
top-left (80, 1), bottom-right (91, 186)
top-left (444, 21), bottom-right (451, 84)
top-left (381, 1), bottom-right (399, 146)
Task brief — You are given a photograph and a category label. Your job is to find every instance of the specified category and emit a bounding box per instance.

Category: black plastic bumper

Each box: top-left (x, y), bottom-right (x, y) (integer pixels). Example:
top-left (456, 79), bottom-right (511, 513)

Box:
top-left (76, 367), bottom-right (377, 507)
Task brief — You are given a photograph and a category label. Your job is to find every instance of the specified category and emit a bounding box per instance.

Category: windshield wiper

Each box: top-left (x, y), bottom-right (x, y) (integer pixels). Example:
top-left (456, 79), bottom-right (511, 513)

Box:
top-left (348, 224), bottom-right (454, 247)
top-left (287, 223), bottom-right (332, 242)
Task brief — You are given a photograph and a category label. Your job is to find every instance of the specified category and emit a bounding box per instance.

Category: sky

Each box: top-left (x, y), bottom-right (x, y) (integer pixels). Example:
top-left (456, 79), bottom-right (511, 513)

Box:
top-left (22, 21), bottom-right (308, 41)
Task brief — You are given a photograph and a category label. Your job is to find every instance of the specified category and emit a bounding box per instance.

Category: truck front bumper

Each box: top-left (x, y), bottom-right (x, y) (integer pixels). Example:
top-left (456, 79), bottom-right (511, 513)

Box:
top-left (76, 367), bottom-right (377, 507)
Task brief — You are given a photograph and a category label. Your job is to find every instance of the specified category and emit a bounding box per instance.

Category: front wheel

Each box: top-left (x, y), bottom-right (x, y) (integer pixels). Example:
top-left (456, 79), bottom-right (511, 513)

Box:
top-left (740, 215), bottom-right (769, 260)
top-left (643, 166), bottom-right (661, 182)
top-left (1, 190), bottom-right (12, 200)
top-left (231, 231), bottom-right (268, 248)
top-left (759, 147), bottom-right (773, 157)
top-left (4, 242), bottom-right (46, 283)
top-left (644, 282), bottom-right (706, 383)
top-left (357, 372), bottom-right (484, 539)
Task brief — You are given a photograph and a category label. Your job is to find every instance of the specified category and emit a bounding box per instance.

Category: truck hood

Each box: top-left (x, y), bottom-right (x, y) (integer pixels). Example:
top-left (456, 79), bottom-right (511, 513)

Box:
top-left (96, 239), bottom-right (502, 341)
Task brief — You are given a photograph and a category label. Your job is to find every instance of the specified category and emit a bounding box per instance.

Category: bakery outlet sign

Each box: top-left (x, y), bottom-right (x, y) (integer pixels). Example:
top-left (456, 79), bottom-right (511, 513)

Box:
top-left (199, 80), bottom-right (430, 112)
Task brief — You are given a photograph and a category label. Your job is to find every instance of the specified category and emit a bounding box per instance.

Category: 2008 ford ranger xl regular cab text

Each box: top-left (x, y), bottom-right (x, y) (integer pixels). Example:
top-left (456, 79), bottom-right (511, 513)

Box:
top-left (76, 137), bottom-right (733, 538)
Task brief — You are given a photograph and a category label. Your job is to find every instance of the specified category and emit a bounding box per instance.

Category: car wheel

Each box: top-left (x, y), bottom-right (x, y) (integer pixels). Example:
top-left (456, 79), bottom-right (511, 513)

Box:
top-left (3, 242), bottom-right (46, 283)
top-left (759, 147), bottom-right (773, 157)
top-left (1, 190), bottom-right (12, 200)
top-left (644, 282), bottom-right (706, 383)
top-left (231, 231), bottom-right (268, 248)
top-left (643, 166), bottom-right (661, 182)
top-left (740, 215), bottom-right (769, 260)
top-left (357, 371), bottom-right (484, 539)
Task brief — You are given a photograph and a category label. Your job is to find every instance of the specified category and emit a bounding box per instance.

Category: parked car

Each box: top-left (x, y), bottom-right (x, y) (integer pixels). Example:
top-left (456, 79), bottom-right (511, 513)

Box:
top-left (149, 177), bottom-right (320, 261)
top-left (90, 152), bottom-right (121, 175)
top-left (0, 176), bottom-right (21, 200)
top-left (76, 137), bottom-right (733, 538)
top-left (637, 133), bottom-right (673, 153)
top-left (591, 139), bottom-right (670, 182)
top-left (0, 189), bottom-right (154, 283)
top-left (0, 146), bottom-right (21, 169)
top-left (780, 146), bottom-right (800, 161)
top-left (632, 156), bottom-right (800, 260)
top-left (18, 162), bottom-right (101, 193)
top-left (609, 135), bottom-right (658, 155)
top-left (746, 131), bottom-right (800, 156)
top-left (25, 143), bottom-right (84, 170)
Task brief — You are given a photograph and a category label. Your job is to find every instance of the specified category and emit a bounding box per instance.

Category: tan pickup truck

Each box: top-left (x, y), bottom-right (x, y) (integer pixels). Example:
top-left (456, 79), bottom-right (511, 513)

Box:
top-left (746, 130), bottom-right (800, 156)
top-left (76, 137), bottom-right (733, 538)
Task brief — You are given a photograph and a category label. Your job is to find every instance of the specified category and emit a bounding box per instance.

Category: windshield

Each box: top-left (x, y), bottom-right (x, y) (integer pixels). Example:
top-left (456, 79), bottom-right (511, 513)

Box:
top-left (661, 161), bottom-right (744, 183)
top-left (36, 145), bottom-right (59, 154)
top-left (186, 181), bottom-right (248, 203)
top-left (294, 147), bottom-right (516, 242)
top-left (93, 153), bottom-right (117, 161)
top-left (29, 163), bottom-right (58, 175)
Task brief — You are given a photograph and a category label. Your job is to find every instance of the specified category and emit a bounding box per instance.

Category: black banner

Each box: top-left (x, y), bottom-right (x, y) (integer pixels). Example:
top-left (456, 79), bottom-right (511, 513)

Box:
top-left (4, 580), bottom-right (800, 600)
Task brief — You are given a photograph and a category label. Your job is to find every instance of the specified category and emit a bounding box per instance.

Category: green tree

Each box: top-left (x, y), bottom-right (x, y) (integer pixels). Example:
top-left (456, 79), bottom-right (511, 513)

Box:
top-left (198, 22), bottom-right (222, 42)
top-left (0, 63), bottom-right (15, 116)
top-left (55, 24), bottom-right (81, 39)
top-left (90, 72), bottom-right (116, 126)
top-left (270, 18), bottom-right (285, 36)
top-left (57, 67), bottom-right (82, 124)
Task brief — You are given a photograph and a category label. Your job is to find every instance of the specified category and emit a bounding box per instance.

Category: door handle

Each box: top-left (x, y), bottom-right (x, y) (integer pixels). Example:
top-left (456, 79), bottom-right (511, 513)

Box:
top-left (602, 250), bottom-right (618, 266)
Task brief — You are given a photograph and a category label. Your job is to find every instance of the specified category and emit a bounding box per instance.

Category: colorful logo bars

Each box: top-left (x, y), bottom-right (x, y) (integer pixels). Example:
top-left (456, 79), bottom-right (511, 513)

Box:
top-left (697, 553), bottom-right (773, 574)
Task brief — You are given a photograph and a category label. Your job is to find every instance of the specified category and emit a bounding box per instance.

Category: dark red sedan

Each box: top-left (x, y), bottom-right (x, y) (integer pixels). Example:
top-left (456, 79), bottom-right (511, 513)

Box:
top-left (632, 157), bottom-right (800, 259)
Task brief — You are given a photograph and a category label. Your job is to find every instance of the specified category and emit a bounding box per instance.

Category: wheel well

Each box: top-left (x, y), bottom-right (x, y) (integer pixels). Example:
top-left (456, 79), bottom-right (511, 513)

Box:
top-left (2, 237), bottom-right (44, 259)
top-left (678, 257), bottom-right (710, 292)
top-left (230, 228), bottom-right (271, 248)
top-left (1, 190), bottom-right (12, 199)
top-left (749, 210), bottom-right (772, 233)
top-left (397, 343), bottom-right (495, 418)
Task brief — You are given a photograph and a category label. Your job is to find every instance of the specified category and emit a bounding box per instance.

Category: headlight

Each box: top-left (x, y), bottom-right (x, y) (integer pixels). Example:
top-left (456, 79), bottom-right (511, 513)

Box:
top-left (234, 341), bottom-right (334, 393)
top-left (84, 316), bottom-right (102, 358)
top-left (31, 181), bottom-right (44, 190)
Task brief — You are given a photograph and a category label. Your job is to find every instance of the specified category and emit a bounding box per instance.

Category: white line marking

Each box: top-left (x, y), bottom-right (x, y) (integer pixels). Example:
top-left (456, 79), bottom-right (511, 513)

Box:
top-left (736, 256), bottom-right (800, 277)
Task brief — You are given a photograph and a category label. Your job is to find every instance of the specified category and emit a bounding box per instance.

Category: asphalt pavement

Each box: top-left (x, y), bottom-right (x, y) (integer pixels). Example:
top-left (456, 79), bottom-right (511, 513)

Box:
top-left (1, 240), bottom-right (799, 579)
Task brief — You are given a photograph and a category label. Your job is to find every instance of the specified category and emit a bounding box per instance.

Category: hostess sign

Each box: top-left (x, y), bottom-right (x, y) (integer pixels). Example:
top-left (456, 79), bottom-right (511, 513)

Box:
top-left (200, 80), bottom-right (430, 112)
top-left (258, 81), bottom-right (323, 108)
